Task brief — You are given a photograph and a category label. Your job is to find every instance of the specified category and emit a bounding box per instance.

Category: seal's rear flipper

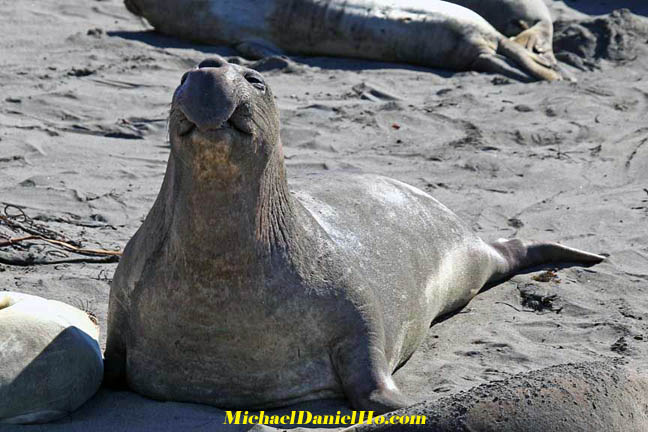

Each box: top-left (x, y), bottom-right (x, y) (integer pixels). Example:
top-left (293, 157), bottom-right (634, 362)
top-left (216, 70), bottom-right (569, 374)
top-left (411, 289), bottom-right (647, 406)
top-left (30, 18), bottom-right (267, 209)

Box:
top-left (497, 38), bottom-right (561, 81)
top-left (554, 62), bottom-right (578, 83)
top-left (472, 52), bottom-right (534, 82)
top-left (488, 239), bottom-right (605, 284)
top-left (512, 21), bottom-right (556, 67)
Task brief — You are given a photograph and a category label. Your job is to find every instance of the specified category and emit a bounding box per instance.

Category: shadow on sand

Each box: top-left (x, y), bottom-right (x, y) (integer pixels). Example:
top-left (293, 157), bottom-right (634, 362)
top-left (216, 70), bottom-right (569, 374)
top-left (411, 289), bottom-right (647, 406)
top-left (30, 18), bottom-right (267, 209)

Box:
top-left (561, 0), bottom-right (648, 16)
top-left (3, 390), bottom-right (351, 432)
top-left (108, 30), bottom-right (455, 76)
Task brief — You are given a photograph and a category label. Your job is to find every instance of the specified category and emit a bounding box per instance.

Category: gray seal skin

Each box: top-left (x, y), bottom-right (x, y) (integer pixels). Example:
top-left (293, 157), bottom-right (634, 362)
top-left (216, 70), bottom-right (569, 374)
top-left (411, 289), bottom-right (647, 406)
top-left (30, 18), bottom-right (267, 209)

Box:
top-left (0, 292), bottom-right (103, 424)
top-left (348, 361), bottom-right (648, 431)
top-left (123, 0), bottom-right (559, 81)
top-left (444, 0), bottom-right (557, 66)
top-left (104, 56), bottom-right (603, 413)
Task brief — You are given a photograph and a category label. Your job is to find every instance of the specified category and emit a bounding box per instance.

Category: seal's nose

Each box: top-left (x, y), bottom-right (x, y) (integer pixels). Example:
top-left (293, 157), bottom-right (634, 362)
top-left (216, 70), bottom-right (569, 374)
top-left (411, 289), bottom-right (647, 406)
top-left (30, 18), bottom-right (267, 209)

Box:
top-left (197, 57), bottom-right (229, 69)
top-left (174, 57), bottom-right (242, 132)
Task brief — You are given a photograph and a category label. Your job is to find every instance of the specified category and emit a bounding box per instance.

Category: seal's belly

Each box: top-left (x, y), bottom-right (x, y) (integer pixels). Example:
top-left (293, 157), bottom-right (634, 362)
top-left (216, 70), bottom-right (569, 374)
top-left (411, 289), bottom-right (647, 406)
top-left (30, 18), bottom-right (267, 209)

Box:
top-left (268, 0), bottom-right (498, 68)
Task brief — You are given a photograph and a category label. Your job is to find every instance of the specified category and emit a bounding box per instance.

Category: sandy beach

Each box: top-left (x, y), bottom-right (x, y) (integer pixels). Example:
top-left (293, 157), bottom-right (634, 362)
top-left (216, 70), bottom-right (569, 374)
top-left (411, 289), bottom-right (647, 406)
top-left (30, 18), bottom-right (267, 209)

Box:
top-left (1, 0), bottom-right (647, 430)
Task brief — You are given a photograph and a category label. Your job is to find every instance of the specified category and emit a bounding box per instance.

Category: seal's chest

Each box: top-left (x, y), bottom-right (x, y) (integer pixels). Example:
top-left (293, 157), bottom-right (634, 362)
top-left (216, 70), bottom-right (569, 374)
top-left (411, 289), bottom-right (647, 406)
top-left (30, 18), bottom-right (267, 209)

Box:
top-left (126, 299), bottom-right (344, 407)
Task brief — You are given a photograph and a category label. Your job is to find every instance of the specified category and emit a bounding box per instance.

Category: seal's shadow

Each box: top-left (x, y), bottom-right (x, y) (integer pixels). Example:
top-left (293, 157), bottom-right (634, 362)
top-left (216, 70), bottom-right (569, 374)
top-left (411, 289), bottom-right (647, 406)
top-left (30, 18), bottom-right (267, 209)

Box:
top-left (108, 30), bottom-right (238, 55)
top-left (107, 30), bottom-right (454, 76)
top-left (282, 55), bottom-right (454, 75)
top-left (561, 0), bottom-right (648, 16)
top-left (30, 390), bottom-right (350, 432)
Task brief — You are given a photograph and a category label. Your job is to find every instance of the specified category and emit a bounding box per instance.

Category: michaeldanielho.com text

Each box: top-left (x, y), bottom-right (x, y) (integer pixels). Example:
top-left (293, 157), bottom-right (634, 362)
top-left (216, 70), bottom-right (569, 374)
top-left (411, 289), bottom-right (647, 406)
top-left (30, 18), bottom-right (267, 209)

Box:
top-left (224, 410), bottom-right (426, 426)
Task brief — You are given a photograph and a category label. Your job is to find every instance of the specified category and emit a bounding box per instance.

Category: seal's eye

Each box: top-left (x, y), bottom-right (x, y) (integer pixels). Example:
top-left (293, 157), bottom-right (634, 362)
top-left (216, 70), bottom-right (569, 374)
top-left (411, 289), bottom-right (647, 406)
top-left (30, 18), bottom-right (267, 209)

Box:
top-left (180, 71), bottom-right (190, 85)
top-left (245, 74), bottom-right (266, 92)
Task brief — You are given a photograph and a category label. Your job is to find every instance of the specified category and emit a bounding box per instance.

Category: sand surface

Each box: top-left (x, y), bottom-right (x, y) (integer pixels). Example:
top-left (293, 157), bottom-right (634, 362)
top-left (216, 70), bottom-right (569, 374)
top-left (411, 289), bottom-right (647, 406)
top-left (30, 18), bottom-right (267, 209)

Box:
top-left (1, 0), bottom-right (647, 430)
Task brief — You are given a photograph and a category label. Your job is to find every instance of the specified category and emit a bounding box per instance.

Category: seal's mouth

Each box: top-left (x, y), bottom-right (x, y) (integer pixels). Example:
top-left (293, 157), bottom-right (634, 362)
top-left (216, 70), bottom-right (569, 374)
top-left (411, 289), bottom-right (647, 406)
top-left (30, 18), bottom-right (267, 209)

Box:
top-left (175, 109), bottom-right (251, 138)
top-left (170, 59), bottom-right (262, 141)
top-left (176, 112), bottom-right (196, 137)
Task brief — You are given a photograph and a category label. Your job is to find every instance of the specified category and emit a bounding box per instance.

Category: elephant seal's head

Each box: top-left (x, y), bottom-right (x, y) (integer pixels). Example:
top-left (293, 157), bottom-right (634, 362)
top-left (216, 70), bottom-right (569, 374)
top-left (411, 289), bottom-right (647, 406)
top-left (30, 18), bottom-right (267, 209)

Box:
top-left (169, 56), bottom-right (281, 188)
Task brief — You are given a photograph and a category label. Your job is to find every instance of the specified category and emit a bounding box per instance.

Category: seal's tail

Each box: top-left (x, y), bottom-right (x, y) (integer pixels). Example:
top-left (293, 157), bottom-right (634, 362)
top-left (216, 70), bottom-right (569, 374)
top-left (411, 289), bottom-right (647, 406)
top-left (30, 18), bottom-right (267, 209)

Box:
top-left (488, 239), bottom-right (605, 284)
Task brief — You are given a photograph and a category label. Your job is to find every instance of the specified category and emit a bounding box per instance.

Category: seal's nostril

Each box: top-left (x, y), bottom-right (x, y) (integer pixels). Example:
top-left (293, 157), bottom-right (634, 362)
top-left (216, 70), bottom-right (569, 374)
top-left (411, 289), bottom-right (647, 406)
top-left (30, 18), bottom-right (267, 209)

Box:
top-left (198, 58), bottom-right (227, 69)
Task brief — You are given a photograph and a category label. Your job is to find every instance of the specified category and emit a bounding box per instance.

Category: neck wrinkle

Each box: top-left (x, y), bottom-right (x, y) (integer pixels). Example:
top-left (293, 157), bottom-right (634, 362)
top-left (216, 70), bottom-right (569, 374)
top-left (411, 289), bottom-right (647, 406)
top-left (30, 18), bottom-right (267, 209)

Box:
top-left (256, 148), bottom-right (297, 256)
top-left (164, 147), bottom-right (298, 263)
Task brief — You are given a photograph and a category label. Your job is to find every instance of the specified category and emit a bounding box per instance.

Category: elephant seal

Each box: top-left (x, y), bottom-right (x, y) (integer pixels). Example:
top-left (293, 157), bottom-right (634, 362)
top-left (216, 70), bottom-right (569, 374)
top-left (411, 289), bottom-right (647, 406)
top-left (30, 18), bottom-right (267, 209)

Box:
top-left (446, 0), bottom-right (557, 66)
top-left (0, 292), bottom-right (103, 424)
top-left (124, 0), bottom-right (559, 81)
top-left (104, 57), bottom-right (603, 413)
top-left (348, 360), bottom-right (648, 431)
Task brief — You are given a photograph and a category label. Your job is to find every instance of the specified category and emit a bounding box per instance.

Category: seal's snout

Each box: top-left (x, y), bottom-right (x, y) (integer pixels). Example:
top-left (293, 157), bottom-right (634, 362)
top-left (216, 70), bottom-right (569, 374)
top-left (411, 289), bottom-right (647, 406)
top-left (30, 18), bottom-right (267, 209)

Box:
top-left (174, 59), bottom-right (243, 134)
top-left (170, 56), bottom-right (273, 147)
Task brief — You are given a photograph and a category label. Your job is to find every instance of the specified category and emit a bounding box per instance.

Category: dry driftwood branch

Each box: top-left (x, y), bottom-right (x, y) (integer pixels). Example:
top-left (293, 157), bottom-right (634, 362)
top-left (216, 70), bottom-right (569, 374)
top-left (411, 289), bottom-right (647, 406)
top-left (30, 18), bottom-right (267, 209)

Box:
top-left (0, 253), bottom-right (119, 266)
top-left (0, 235), bottom-right (121, 257)
top-left (0, 204), bottom-right (122, 265)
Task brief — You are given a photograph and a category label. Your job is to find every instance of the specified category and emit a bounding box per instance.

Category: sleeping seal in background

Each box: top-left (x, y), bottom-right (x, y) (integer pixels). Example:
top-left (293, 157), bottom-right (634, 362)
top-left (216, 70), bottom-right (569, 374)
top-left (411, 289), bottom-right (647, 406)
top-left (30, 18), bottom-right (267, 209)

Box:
top-left (445, 0), bottom-right (557, 66)
top-left (0, 292), bottom-right (103, 424)
top-left (124, 0), bottom-right (560, 81)
top-left (104, 56), bottom-right (603, 413)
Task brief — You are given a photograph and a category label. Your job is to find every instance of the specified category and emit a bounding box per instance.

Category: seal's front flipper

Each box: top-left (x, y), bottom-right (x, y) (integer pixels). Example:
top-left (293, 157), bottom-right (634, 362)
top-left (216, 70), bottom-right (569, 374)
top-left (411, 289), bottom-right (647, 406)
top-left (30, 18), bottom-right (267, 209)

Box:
top-left (343, 371), bottom-right (412, 413)
top-left (332, 339), bottom-right (412, 413)
top-left (235, 40), bottom-right (284, 60)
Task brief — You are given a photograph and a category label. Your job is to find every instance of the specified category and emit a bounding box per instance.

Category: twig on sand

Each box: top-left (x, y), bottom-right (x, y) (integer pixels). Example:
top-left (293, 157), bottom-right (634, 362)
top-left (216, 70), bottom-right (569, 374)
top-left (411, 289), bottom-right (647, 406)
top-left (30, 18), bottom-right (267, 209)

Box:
top-left (0, 253), bottom-right (119, 266)
top-left (1, 204), bottom-right (72, 242)
top-left (0, 235), bottom-right (121, 257)
top-left (0, 204), bottom-right (121, 265)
